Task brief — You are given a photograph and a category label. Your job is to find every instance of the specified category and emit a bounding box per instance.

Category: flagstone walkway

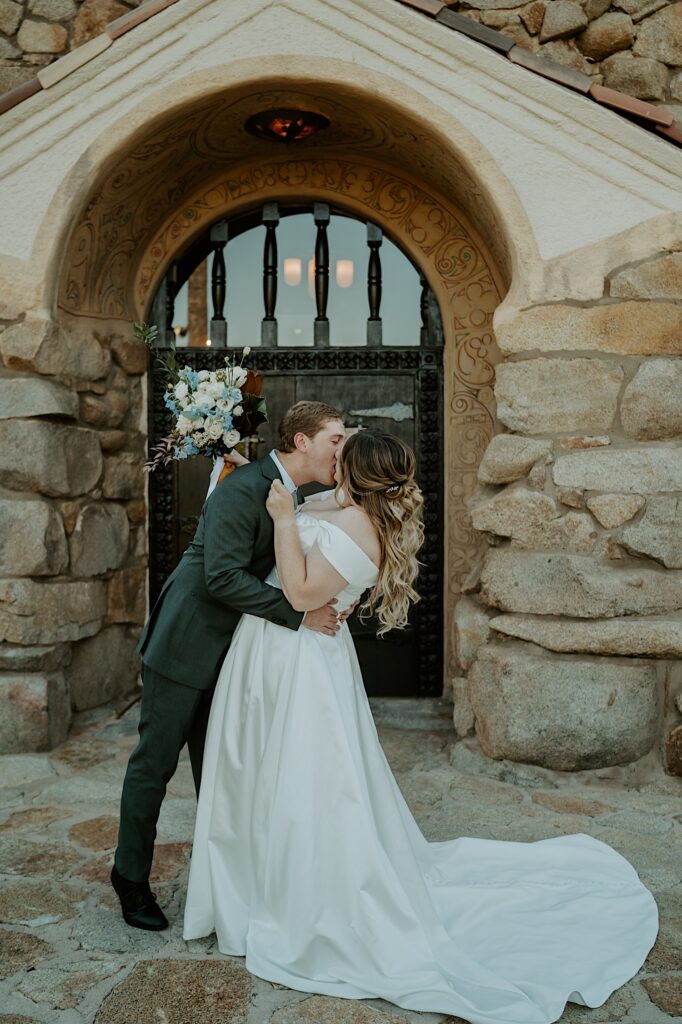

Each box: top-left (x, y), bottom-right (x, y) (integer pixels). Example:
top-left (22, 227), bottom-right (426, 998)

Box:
top-left (0, 696), bottom-right (680, 1024)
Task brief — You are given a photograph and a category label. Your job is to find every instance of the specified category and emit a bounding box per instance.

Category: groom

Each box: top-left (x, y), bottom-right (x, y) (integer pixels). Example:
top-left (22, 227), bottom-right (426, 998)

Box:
top-left (111, 400), bottom-right (347, 930)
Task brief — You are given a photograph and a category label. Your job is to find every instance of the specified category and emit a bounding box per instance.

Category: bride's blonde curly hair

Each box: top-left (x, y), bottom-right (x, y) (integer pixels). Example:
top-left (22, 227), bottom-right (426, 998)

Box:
top-left (335, 430), bottom-right (424, 635)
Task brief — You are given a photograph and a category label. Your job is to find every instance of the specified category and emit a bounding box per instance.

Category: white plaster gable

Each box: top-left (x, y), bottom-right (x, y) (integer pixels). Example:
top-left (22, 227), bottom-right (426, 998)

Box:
top-left (0, 0), bottom-right (680, 274)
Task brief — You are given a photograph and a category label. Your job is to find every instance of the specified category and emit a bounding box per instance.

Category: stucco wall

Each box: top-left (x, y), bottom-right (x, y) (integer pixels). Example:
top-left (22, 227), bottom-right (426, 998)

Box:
top-left (1, 0), bottom-right (681, 111)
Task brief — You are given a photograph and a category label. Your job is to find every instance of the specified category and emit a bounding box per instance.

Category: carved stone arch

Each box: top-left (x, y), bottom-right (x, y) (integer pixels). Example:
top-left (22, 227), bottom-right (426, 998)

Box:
top-left (60, 153), bottom-right (504, 685)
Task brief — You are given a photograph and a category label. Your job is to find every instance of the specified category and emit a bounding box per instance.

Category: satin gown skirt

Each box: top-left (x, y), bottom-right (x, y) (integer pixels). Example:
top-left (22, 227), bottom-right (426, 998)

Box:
top-left (183, 613), bottom-right (658, 1024)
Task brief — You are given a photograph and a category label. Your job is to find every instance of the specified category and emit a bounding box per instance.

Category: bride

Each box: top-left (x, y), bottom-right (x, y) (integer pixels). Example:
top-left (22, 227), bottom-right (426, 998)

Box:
top-left (183, 429), bottom-right (658, 1024)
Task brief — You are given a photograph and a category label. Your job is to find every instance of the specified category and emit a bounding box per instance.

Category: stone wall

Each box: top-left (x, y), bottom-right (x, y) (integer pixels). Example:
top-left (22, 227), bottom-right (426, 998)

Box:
top-left (0, 316), bottom-right (147, 752)
top-left (0, 0), bottom-right (680, 110)
top-left (454, 250), bottom-right (682, 776)
top-left (450, 0), bottom-right (682, 109)
top-left (0, 0), bottom-right (136, 93)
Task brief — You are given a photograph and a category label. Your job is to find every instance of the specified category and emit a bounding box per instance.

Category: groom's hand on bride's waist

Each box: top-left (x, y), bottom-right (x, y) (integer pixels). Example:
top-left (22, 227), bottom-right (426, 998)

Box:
top-left (303, 600), bottom-right (341, 636)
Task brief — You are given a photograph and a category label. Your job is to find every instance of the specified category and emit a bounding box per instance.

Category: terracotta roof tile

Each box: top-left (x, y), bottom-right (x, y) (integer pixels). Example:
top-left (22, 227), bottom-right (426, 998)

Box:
top-left (0, 75), bottom-right (41, 116)
top-left (107, 0), bottom-right (179, 41)
top-left (435, 7), bottom-right (515, 54)
top-left (655, 121), bottom-right (682, 146)
top-left (38, 33), bottom-right (112, 89)
top-left (589, 83), bottom-right (673, 127)
top-left (508, 45), bottom-right (592, 95)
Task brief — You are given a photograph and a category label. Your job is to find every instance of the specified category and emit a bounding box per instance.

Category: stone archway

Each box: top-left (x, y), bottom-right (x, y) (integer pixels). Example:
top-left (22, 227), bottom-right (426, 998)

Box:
top-left (58, 147), bottom-right (506, 687)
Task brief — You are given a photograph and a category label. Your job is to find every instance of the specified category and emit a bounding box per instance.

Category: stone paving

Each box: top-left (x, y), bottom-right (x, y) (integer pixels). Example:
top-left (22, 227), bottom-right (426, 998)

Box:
top-left (0, 696), bottom-right (680, 1024)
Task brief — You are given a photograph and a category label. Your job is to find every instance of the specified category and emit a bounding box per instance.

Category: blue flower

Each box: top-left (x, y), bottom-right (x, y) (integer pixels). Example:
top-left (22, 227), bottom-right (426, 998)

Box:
top-left (164, 392), bottom-right (180, 416)
top-left (180, 367), bottom-right (199, 389)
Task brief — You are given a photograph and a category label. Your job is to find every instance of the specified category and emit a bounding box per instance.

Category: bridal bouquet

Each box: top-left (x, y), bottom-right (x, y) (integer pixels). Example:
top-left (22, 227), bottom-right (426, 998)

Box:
top-left (135, 323), bottom-right (267, 472)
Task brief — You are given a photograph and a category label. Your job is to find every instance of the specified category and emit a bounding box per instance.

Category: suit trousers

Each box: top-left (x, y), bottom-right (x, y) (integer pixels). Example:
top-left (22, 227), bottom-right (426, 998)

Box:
top-left (114, 662), bottom-right (214, 883)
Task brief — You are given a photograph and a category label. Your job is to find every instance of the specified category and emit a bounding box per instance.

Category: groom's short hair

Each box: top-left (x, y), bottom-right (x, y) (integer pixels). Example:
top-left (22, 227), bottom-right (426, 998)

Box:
top-left (278, 401), bottom-right (343, 452)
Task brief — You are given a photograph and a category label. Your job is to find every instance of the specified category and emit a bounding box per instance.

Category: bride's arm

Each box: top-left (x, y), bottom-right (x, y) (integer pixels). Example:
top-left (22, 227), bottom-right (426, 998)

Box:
top-left (266, 480), bottom-right (348, 612)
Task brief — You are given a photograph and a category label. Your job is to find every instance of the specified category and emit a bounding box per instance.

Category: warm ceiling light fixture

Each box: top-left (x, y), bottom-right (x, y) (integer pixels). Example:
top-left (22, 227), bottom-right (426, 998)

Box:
top-left (244, 108), bottom-right (330, 142)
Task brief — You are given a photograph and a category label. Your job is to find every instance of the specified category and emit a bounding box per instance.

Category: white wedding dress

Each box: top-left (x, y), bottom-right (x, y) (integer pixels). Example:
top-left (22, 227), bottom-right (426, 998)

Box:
top-left (183, 509), bottom-right (658, 1024)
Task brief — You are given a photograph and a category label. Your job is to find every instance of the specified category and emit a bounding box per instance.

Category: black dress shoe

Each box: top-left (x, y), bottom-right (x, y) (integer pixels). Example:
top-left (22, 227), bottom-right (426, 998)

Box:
top-left (110, 864), bottom-right (169, 931)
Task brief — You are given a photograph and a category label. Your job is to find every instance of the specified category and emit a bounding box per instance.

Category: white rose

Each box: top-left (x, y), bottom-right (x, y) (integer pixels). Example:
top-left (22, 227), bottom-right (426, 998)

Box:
top-left (216, 399), bottom-right (234, 416)
top-left (174, 382), bottom-right (189, 401)
top-left (197, 370), bottom-right (211, 382)
top-left (176, 415), bottom-right (194, 436)
top-left (222, 428), bottom-right (240, 449)
top-left (206, 419), bottom-right (224, 441)
top-left (233, 405), bottom-right (243, 417)
top-left (231, 367), bottom-right (248, 388)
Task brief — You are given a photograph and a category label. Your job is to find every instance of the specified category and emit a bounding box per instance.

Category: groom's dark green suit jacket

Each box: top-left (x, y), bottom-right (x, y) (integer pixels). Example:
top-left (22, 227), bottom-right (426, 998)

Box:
top-left (136, 454), bottom-right (304, 690)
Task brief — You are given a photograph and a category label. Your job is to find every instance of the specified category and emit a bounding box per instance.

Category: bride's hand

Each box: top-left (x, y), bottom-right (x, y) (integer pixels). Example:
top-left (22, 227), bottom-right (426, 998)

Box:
top-left (224, 450), bottom-right (249, 468)
top-left (266, 479), bottom-right (296, 522)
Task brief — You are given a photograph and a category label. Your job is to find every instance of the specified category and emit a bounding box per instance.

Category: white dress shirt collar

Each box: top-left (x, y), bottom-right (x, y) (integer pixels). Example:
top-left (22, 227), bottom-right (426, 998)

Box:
top-left (269, 450), bottom-right (297, 495)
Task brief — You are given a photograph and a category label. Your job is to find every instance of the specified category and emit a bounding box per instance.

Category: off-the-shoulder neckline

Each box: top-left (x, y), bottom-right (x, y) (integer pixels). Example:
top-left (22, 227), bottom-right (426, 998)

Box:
top-left (296, 510), bottom-right (381, 572)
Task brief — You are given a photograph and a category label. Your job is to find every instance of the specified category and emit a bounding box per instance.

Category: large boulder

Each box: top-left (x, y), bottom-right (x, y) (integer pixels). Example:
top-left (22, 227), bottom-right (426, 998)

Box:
top-left (0, 420), bottom-right (102, 497)
top-left (469, 645), bottom-right (658, 769)
top-left (79, 390), bottom-right (130, 429)
top-left (490, 613), bottom-right (682, 657)
top-left (480, 549), bottom-right (682, 617)
top-left (0, 673), bottom-right (71, 753)
top-left (68, 504), bottom-right (130, 577)
top-left (554, 448), bottom-right (682, 494)
top-left (577, 11), bottom-right (634, 59)
top-left (0, 498), bottom-right (68, 576)
top-left (586, 493), bottom-right (645, 528)
top-left (494, 359), bottom-right (622, 434)
top-left (495, 303), bottom-right (682, 355)
top-left (620, 360), bottom-right (682, 441)
top-left (633, 3), bottom-right (682, 64)
top-left (0, 579), bottom-right (106, 644)
top-left (102, 455), bottom-right (145, 500)
top-left (600, 54), bottom-right (668, 101)
top-left (470, 487), bottom-right (596, 552)
top-left (67, 627), bottom-right (139, 711)
top-left (110, 336), bottom-right (149, 375)
top-left (107, 567), bottom-right (146, 625)
top-left (477, 435), bottom-right (552, 485)
top-left (539, 0), bottom-right (587, 40)
top-left (0, 378), bottom-right (78, 420)
top-left (621, 496), bottom-right (682, 568)
top-left (453, 595), bottom-right (492, 671)
top-left (0, 318), bottom-right (109, 380)
top-left (610, 252), bottom-right (682, 300)
top-left (0, 643), bottom-right (71, 672)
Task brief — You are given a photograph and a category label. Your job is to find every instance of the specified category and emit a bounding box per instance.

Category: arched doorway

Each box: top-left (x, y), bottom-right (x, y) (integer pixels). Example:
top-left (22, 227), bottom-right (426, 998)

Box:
top-left (56, 85), bottom-right (508, 697)
top-left (146, 200), bottom-right (444, 697)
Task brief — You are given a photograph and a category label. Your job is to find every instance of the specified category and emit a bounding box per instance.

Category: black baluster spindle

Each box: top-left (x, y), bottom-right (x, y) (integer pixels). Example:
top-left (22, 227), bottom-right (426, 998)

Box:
top-left (367, 223), bottom-right (383, 347)
top-left (419, 274), bottom-right (429, 347)
top-left (209, 219), bottom-right (228, 347)
top-left (165, 262), bottom-right (178, 344)
top-left (262, 202), bottom-right (279, 347)
top-left (314, 203), bottom-right (330, 347)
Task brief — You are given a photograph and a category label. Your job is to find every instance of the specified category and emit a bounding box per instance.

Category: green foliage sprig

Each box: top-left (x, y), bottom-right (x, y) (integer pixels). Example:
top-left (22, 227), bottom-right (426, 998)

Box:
top-left (133, 321), bottom-right (180, 380)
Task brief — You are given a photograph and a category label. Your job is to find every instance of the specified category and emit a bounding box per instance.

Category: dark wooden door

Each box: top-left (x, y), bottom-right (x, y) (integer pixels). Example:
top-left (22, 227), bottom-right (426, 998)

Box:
top-left (148, 347), bottom-right (443, 698)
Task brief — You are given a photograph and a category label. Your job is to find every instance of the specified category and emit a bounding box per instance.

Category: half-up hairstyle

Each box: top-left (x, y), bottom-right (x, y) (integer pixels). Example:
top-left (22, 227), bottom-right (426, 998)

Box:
top-left (336, 430), bottom-right (424, 635)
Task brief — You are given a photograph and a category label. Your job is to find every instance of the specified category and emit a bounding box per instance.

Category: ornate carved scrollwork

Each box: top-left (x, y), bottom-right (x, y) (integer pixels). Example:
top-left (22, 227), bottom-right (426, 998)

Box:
top-left (67, 148), bottom-right (503, 691)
